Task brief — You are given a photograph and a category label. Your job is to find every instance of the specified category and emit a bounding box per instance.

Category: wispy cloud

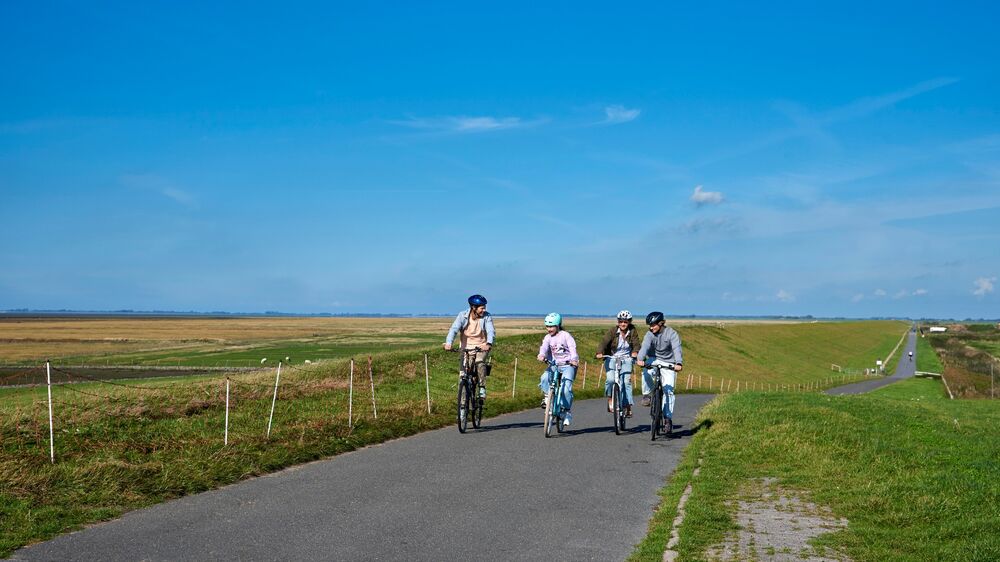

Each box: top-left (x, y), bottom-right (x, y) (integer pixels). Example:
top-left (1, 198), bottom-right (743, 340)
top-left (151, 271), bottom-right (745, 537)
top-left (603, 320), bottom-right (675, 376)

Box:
top-left (698, 77), bottom-right (960, 167)
top-left (601, 105), bottom-right (640, 125)
top-left (776, 289), bottom-right (795, 303)
top-left (851, 293), bottom-right (865, 303)
top-left (973, 276), bottom-right (996, 297)
top-left (388, 115), bottom-right (545, 134)
top-left (120, 174), bottom-right (198, 209)
top-left (874, 289), bottom-right (887, 297)
top-left (677, 216), bottom-right (744, 236)
top-left (690, 185), bottom-right (724, 206)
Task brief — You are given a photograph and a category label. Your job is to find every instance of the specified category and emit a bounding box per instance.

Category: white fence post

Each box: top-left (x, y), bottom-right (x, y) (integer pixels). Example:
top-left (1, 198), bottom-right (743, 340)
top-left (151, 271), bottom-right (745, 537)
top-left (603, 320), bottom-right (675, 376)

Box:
top-left (424, 353), bottom-right (431, 414)
top-left (224, 377), bottom-right (230, 446)
top-left (512, 357), bottom-right (518, 397)
top-left (348, 359), bottom-right (354, 428)
top-left (368, 355), bottom-right (377, 419)
top-left (266, 361), bottom-right (282, 438)
top-left (46, 361), bottom-right (55, 464)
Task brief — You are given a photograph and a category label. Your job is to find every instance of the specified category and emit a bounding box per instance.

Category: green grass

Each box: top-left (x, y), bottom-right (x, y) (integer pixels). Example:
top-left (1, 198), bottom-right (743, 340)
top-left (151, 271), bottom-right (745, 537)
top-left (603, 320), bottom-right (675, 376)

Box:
top-left (916, 334), bottom-right (945, 373)
top-left (630, 377), bottom-right (1000, 561)
top-left (0, 321), bottom-right (907, 556)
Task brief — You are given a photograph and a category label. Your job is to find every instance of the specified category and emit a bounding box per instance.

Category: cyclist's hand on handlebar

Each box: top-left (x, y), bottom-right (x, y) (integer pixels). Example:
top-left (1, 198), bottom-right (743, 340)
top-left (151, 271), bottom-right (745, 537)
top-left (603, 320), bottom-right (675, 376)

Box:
top-left (595, 353), bottom-right (604, 359)
top-left (443, 343), bottom-right (452, 351)
top-left (636, 359), bottom-right (645, 367)
top-left (570, 360), bottom-right (579, 367)
top-left (674, 364), bottom-right (683, 372)
top-left (536, 355), bottom-right (546, 363)
top-left (483, 343), bottom-right (492, 352)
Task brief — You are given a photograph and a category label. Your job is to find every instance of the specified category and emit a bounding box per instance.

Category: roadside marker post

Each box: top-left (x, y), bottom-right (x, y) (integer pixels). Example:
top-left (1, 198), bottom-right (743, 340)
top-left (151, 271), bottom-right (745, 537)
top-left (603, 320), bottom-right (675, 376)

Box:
top-left (266, 361), bottom-right (282, 438)
top-left (348, 359), bottom-right (354, 428)
top-left (582, 362), bottom-right (587, 389)
top-left (45, 361), bottom-right (54, 464)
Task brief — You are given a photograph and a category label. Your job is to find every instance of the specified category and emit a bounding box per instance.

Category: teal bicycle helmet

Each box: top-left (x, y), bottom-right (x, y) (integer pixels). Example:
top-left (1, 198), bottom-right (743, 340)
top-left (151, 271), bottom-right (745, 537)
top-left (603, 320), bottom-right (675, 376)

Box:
top-left (544, 312), bottom-right (562, 327)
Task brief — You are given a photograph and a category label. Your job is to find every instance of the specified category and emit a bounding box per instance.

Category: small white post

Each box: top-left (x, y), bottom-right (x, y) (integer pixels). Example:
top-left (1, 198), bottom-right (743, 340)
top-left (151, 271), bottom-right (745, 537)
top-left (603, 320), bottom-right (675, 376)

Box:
top-left (582, 361), bottom-right (588, 389)
top-left (266, 361), bottom-right (282, 438)
top-left (224, 377), bottom-right (230, 446)
top-left (424, 353), bottom-right (431, 414)
top-left (368, 355), bottom-right (377, 419)
top-left (348, 359), bottom-right (354, 428)
top-left (46, 361), bottom-right (55, 464)
top-left (512, 357), bottom-right (518, 397)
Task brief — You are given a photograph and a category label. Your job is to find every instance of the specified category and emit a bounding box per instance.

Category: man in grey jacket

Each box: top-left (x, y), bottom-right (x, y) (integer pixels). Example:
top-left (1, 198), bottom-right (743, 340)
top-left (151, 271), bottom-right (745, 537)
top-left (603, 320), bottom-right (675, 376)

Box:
top-left (636, 311), bottom-right (684, 425)
top-left (444, 294), bottom-right (495, 382)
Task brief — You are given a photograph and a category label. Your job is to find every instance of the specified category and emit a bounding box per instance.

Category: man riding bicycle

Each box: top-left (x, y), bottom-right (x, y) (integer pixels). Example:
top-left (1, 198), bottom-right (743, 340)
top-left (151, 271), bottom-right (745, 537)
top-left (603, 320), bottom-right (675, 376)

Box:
top-left (596, 310), bottom-right (639, 419)
top-left (636, 311), bottom-right (684, 427)
top-left (444, 294), bottom-right (495, 385)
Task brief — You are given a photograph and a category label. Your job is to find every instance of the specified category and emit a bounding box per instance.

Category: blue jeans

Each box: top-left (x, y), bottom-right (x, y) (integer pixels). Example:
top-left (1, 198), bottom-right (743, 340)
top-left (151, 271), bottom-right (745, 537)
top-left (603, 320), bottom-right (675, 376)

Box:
top-left (604, 357), bottom-right (634, 406)
top-left (539, 364), bottom-right (576, 412)
top-left (642, 361), bottom-right (676, 419)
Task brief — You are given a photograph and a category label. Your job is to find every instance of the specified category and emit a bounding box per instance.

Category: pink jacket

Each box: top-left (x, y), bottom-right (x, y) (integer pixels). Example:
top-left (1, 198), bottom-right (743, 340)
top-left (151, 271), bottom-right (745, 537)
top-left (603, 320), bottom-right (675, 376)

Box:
top-left (538, 330), bottom-right (579, 365)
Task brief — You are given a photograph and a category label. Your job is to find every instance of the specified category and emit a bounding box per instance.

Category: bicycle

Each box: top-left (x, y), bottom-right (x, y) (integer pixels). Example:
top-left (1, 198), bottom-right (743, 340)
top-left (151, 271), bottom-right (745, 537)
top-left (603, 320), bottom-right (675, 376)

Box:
top-left (646, 361), bottom-right (676, 441)
top-left (599, 355), bottom-right (630, 435)
top-left (543, 360), bottom-right (571, 438)
top-left (451, 347), bottom-right (487, 433)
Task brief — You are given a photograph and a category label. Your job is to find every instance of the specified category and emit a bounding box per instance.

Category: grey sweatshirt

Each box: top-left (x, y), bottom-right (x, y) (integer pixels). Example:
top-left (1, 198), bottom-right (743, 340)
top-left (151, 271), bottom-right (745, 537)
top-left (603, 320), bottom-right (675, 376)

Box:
top-left (637, 326), bottom-right (683, 364)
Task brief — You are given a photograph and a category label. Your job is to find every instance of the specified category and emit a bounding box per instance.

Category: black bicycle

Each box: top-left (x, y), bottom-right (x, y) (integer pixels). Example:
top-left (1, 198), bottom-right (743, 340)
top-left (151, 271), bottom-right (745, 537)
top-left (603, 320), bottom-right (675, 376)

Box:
top-left (453, 347), bottom-right (486, 433)
top-left (647, 361), bottom-right (677, 441)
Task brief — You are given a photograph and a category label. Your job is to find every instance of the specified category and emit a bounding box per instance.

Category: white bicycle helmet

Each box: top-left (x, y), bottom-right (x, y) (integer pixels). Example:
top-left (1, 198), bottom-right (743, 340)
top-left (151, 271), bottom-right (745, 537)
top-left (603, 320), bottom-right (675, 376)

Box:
top-left (616, 310), bottom-right (632, 321)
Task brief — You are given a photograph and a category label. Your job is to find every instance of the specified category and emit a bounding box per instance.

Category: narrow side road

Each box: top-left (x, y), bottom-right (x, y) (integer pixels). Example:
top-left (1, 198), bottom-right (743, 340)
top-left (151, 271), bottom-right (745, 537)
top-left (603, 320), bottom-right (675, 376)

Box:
top-left (10, 394), bottom-right (714, 562)
top-left (826, 329), bottom-right (917, 396)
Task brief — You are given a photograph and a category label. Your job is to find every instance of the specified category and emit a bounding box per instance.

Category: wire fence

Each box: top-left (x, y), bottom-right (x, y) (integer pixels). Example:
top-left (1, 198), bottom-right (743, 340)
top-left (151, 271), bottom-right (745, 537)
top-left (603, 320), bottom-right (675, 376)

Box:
top-left (2, 356), bottom-right (885, 464)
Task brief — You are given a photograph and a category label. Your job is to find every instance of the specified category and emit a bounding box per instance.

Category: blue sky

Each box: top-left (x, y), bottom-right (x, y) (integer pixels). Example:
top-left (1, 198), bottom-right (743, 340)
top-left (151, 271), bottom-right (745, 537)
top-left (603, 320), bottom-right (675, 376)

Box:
top-left (2, 1), bottom-right (999, 318)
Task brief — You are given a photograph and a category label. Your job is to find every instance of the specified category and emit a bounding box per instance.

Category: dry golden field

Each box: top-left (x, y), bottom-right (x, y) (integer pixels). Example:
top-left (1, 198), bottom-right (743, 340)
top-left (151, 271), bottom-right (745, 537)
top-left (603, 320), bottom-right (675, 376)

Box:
top-left (0, 315), bottom-right (798, 364)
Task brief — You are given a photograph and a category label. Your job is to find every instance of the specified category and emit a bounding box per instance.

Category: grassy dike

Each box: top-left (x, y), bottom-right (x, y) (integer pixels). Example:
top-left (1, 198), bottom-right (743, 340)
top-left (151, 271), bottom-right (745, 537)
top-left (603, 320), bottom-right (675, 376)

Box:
top-left (1, 321), bottom-right (904, 556)
top-left (630, 376), bottom-right (1000, 561)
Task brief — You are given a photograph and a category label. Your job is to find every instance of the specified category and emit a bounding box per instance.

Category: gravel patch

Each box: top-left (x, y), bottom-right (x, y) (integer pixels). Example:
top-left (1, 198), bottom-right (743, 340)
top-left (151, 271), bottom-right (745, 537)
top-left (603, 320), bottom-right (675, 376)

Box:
top-left (705, 477), bottom-right (850, 562)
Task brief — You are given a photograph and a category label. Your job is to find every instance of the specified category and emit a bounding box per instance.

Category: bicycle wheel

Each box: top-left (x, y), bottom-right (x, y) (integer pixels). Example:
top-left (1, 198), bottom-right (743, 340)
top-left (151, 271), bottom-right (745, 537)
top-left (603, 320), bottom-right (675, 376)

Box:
top-left (650, 384), bottom-right (663, 441)
top-left (457, 379), bottom-right (470, 434)
top-left (612, 383), bottom-right (622, 435)
top-left (472, 381), bottom-right (484, 429)
top-left (555, 381), bottom-right (565, 433)
top-left (544, 386), bottom-right (555, 438)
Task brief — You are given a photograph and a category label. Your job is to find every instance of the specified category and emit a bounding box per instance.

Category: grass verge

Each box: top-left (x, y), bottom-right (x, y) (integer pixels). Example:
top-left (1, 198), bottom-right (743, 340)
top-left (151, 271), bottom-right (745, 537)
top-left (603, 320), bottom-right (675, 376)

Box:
top-left (630, 377), bottom-right (1000, 561)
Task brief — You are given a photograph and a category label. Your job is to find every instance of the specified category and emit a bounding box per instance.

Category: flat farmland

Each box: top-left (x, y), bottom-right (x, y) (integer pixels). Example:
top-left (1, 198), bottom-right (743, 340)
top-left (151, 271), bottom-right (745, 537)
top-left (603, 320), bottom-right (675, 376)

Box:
top-left (0, 316), bottom-right (801, 367)
top-left (0, 316), bottom-right (550, 366)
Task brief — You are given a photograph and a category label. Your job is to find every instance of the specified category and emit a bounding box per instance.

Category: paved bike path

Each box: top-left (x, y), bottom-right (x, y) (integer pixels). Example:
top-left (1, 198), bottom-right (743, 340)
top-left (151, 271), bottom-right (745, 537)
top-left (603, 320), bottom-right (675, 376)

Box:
top-left (826, 329), bottom-right (918, 396)
top-left (11, 394), bottom-right (714, 561)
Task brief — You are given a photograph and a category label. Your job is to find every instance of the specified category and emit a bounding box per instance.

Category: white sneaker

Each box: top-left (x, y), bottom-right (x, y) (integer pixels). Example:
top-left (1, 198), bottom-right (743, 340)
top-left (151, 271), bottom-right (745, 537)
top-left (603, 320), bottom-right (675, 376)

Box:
top-left (563, 412), bottom-right (572, 427)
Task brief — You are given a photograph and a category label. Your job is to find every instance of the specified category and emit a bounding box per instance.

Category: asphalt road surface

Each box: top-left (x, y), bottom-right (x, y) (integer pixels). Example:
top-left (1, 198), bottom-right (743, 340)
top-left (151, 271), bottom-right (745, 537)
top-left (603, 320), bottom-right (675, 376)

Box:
top-left (826, 328), bottom-right (918, 396)
top-left (11, 394), bottom-right (714, 562)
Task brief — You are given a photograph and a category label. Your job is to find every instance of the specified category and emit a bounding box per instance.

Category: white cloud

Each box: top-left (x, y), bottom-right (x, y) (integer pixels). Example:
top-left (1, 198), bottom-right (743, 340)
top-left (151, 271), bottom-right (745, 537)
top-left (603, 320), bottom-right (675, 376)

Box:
top-left (973, 277), bottom-right (996, 296)
top-left (388, 115), bottom-right (543, 134)
top-left (874, 289), bottom-right (887, 297)
top-left (690, 185), bottom-right (724, 206)
top-left (912, 288), bottom-right (928, 296)
top-left (602, 105), bottom-right (640, 125)
top-left (892, 290), bottom-right (909, 300)
top-left (776, 289), bottom-right (795, 303)
top-left (851, 293), bottom-right (865, 303)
